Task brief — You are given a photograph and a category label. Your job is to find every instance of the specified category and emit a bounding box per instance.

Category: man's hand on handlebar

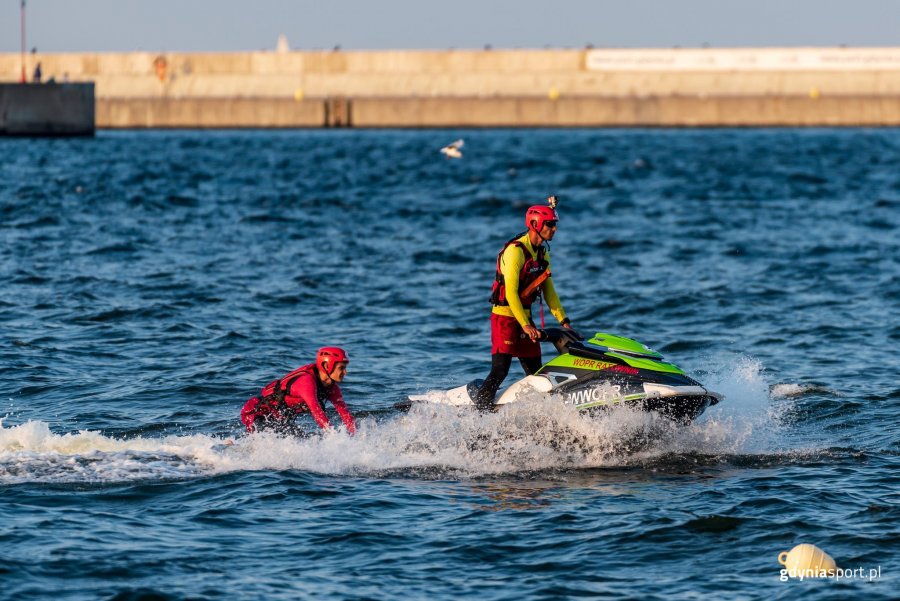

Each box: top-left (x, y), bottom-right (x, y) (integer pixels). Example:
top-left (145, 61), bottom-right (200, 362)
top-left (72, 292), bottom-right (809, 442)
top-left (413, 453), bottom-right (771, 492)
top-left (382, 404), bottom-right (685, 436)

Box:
top-left (522, 325), bottom-right (542, 341)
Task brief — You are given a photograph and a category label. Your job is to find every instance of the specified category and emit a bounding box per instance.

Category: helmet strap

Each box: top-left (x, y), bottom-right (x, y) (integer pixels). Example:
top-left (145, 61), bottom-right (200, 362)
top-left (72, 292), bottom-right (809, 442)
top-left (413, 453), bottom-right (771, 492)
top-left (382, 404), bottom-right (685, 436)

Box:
top-left (532, 225), bottom-right (548, 247)
top-left (318, 366), bottom-right (335, 386)
top-left (529, 221), bottom-right (546, 246)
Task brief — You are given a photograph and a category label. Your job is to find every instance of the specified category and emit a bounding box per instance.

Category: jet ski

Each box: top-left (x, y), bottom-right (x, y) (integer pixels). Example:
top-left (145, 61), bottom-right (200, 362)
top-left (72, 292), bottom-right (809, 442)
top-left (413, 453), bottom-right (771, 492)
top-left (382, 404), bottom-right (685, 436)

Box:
top-left (402, 329), bottom-right (723, 424)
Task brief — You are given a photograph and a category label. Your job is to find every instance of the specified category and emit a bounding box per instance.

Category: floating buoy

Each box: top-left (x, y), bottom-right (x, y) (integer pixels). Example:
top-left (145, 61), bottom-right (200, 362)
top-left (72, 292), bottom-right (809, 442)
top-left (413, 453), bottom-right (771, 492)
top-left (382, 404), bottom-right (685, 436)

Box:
top-left (778, 543), bottom-right (837, 577)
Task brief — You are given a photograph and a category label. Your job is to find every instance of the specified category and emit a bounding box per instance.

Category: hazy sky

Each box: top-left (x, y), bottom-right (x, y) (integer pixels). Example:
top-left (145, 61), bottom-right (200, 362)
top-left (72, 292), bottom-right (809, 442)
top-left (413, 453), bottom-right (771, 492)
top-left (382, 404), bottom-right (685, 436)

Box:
top-left (2, 0), bottom-right (899, 53)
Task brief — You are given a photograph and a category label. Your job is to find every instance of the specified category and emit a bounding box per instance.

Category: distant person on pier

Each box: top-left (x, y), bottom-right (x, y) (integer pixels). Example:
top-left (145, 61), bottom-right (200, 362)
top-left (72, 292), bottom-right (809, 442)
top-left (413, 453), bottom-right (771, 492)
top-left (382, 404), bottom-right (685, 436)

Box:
top-left (240, 347), bottom-right (356, 436)
top-left (32, 61), bottom-right (42, 83)
top-left (475, 196), bottom-right (579, 410)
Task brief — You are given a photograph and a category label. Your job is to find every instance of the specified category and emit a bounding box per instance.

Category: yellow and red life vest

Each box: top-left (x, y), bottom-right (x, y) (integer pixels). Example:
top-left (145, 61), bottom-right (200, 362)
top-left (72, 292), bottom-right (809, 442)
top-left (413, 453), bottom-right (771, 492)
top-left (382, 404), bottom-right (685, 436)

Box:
top-left (489, 236), bottom-right (550, 307)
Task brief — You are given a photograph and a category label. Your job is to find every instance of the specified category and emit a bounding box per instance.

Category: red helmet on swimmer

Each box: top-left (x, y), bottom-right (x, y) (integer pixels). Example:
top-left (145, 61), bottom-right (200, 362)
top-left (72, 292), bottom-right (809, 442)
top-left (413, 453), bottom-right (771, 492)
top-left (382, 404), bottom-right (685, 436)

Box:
top-left (525, 195), bottom-right (560, 232)
top-left (316, 347), bottom-right (349, 375)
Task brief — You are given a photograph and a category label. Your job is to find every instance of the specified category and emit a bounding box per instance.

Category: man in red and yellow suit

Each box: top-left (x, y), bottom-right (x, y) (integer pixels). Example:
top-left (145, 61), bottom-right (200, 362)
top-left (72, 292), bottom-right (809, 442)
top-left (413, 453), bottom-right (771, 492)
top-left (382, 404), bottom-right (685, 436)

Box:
top-left (476, 201), bottom-right (577, 409)
top-left (241, 347), bottom-right (356, 435)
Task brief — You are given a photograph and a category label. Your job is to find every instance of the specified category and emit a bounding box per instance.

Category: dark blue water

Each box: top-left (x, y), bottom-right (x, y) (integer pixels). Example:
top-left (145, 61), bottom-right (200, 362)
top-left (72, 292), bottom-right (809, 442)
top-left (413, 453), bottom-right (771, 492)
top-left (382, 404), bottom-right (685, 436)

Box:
top-left (1, 129), bottom-right (897, 600)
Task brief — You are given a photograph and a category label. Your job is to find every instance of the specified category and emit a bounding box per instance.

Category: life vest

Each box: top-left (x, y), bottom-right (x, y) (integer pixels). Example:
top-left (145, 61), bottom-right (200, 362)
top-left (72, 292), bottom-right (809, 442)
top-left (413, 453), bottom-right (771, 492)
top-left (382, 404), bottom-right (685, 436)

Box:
top-left (489, 234), bottom-right (550, 307)
top-left (246, 364), bottom-right (326, 423)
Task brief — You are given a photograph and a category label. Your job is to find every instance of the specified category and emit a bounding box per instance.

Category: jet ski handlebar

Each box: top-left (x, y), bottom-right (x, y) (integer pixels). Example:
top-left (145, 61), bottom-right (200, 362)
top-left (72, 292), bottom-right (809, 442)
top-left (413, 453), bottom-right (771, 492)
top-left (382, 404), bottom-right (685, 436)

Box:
top-left (539, 327), bottom-right (585, 354)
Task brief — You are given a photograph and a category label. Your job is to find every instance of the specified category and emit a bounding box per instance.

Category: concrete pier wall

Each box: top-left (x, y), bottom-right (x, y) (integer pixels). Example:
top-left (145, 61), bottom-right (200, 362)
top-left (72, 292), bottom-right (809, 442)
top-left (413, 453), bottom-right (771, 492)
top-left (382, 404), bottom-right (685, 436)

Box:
top-left (0, 83), bottom-right (95, 135)
top-left (351, 95), bottom-right (900, 127)
top-left (99, 97), bottom-right (324, 128)
top-left (4, 48), bottom-right (900, 127)
top-left (96, 95), bottom-right (900, 128)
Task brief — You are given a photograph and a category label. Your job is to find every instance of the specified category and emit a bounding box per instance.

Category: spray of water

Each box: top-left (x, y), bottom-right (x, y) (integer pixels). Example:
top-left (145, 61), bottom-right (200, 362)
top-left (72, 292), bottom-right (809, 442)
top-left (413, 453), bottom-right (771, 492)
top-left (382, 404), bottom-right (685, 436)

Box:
top-left (0, 356), bottom-right (802, 484)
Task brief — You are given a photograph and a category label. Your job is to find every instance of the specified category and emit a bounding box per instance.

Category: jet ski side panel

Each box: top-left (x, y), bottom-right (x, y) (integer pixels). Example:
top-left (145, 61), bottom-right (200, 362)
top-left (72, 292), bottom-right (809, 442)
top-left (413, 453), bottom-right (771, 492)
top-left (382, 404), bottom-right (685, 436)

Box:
top-left (538, 358), bottom-right (722, 422)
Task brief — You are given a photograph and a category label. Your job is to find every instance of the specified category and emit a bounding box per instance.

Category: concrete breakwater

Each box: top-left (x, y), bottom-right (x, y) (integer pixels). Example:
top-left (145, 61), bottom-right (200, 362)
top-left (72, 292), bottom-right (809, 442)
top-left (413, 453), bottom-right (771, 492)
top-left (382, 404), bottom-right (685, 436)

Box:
top-left (3, 48), bottom-right (900, 127)
top-left (0, 83), bottom-right (95, 135)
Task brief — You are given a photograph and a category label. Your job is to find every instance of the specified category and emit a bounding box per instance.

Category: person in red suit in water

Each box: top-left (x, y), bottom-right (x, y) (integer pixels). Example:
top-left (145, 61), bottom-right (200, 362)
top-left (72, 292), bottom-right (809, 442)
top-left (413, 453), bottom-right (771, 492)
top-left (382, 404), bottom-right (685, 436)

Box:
top-left (241, 347), bottom-right (356, 435)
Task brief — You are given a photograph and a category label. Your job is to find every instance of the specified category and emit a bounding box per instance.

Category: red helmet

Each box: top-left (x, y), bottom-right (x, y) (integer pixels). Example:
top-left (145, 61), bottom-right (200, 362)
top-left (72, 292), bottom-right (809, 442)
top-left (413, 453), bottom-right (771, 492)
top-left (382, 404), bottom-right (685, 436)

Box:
top-left (316, 347), bottom-right (349, 375)
top-left (525, 205), bottom-right (559, 232)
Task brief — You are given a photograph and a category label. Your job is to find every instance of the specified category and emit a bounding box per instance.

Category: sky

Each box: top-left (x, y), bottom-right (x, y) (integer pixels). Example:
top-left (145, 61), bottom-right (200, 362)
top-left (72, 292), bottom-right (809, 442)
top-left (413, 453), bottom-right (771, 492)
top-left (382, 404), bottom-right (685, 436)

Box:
top-left (2, 0), bottom-right (899, 53)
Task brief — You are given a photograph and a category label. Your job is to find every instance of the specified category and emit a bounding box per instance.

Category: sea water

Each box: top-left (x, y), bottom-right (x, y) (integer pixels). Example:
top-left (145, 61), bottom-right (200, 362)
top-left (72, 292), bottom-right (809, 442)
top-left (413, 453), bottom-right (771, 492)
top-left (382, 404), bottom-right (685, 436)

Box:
top-left (1, 129), bottom-right (897, 600)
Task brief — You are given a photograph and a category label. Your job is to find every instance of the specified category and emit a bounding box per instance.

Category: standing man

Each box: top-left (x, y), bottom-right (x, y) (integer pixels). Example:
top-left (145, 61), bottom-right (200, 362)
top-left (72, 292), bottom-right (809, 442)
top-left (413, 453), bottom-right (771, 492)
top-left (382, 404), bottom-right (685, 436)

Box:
top-left (476, 196), bottom-right (576, 410)
top-left (241, 347), bottom-right (356, 435)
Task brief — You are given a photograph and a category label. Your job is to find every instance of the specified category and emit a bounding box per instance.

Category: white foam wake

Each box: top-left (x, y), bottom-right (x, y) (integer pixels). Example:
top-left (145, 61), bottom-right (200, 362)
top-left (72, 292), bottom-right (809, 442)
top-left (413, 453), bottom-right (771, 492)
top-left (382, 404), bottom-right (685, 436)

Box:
top-left (0, 356), bottom-right (793, 484)
top-left (770, 382), bottom-right (837, 398)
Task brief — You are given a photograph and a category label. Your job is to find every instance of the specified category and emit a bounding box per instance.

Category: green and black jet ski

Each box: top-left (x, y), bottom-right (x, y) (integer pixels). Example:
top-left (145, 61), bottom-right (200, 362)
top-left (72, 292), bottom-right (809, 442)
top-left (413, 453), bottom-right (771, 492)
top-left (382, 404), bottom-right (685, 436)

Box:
top-left (404, 329), bottom-right (723, 424)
